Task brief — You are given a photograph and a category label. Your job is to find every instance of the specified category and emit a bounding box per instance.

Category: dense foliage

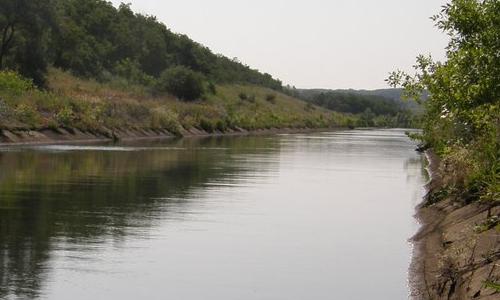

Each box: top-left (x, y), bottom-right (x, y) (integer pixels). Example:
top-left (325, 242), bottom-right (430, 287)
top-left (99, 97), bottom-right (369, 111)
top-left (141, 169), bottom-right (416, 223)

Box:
top-left (0, 0), bottom-right (282, 96)
top-left (0, 0), bottom-right (54, 85)
top-left (310, 92), bottom-right (401, 115)
top-left (310, 91), bottom-right (418, 127)
top-left (389, 0), bottom-right (499, 202)
top-left (287, 88), bottom-right (418, 128)
top-left (156, 66), bottom-right (207, 101)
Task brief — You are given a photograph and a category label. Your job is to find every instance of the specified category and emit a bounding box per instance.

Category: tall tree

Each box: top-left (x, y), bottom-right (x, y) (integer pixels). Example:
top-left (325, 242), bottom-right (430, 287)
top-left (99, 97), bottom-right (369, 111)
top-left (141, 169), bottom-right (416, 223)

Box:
top-left (0, 0), bottom-right (53, 85)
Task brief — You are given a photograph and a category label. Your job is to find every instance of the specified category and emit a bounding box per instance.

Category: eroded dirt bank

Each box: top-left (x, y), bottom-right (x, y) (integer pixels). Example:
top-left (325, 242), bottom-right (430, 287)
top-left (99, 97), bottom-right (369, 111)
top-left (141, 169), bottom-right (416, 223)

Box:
top-left (410, 151), bottom-right (499, 300)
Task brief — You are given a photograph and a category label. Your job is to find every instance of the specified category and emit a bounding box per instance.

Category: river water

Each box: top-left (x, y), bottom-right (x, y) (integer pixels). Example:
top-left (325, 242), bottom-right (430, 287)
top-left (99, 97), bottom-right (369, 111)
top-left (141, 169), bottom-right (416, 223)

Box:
top-left (0, 129), bottom-right (425, 300)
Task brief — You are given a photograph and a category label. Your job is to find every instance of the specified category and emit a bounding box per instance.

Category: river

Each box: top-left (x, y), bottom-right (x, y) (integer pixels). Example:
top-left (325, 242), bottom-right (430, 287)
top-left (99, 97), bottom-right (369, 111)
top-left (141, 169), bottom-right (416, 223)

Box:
top-left (0, 129), bottom-right (425, 299)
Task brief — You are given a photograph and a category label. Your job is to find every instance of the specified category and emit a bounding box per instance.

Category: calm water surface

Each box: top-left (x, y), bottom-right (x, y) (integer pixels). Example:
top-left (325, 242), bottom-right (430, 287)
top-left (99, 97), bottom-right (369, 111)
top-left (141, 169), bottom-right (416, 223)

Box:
top-left (0, 129), bottom-right (425, 300)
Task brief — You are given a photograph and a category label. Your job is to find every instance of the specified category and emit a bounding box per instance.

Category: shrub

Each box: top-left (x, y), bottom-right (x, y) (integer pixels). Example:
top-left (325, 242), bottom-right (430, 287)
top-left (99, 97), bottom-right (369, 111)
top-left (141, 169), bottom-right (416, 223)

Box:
top-left (239, 92), bottom-right (256, 103)
top-left (0, 71), bottom-right (34, 96)
top-left (199, 118), bottom-right (215, 133)
top-left (305, 102), bottom-right (315, 111)
top-left (215, 120), bottom-right (227, 132)
top-left (14, 103), bottom-right (40, 126)
top-left (113, 58), bottom-right (155, 86)
top-left (266, 94), bottom-right (277, 103)
top-left (150, 107), bottom-right (181, 135)
top-left (0, 99), bottom-right (13, 118)
top-left (56, 107), bottom-right (75, 126)
top-left (156, 66), bottom-right (206, 101)
top-left (238, 92), bottom-right (248, 100)
top-left (207, 82), bottom-right (217, 95)
top-left (387, 0), bottom-right (500, 203)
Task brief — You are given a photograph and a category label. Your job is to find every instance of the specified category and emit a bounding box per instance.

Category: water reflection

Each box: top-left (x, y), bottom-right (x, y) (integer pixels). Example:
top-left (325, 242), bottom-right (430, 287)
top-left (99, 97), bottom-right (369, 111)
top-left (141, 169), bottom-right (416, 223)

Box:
top-left (0, 136), bottom-right (280, 299)
top-left (0, 130), bottom-right (425, 300)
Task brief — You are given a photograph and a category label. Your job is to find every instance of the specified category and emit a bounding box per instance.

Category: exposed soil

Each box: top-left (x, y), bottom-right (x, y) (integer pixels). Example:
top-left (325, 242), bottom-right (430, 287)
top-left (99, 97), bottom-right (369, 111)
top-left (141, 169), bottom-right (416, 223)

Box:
top-left (410, 151), bottom-right (499, 300)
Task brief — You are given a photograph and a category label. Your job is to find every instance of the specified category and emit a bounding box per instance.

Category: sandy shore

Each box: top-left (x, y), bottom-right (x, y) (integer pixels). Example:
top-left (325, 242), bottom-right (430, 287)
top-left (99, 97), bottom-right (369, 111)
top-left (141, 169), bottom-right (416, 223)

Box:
top-left (410, 151), bottom-right (499, 299)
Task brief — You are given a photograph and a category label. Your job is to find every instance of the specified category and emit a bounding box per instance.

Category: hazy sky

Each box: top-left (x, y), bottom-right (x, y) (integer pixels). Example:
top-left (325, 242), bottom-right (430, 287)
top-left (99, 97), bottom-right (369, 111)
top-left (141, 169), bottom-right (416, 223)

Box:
top-left (109, 0), bottom-right (449, 90)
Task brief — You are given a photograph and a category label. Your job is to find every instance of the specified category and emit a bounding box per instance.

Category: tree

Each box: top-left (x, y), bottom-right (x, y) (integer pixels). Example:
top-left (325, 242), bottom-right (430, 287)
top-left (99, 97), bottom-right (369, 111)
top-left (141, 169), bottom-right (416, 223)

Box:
top-left (1, 0), bottom-right (284, 90)
top-left (156, 66), bottom-right (206, 101)
top-left (388, 0), bottom-right (499, 201)
top-left (0, 0), bottom-right (53, 85)
top-left (359, 108), bottom-right (375, 127)
top-left (0, 0), bottom-right (18, 69)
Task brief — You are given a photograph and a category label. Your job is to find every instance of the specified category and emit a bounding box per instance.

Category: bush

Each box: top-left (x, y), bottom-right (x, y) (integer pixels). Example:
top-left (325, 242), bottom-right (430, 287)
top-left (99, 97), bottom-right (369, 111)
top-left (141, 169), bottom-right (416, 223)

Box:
top-left (238, 92), bottom-right (248, 100)
top-left (113, 59), bottom-right (155, 86)
top-left (0, 99), bottom-right (13, 119)
top-left (266, 94), bottom-right (277, 103)
top-left (150, 107), bottom-right (181, 135)
top-left (14, 103), bottom-right (40, 126)
top-left (215, 120), bottom-right (227, 132)
top-left (56, 107), bottom-right (75, 126)
top-left (0, 71), bottom-right (34, 95)
top-left (207, 82), bottom-right (217, 95)
top-left (156, 66), bottom-right (206, 101)
top-left (239, 92), bottom-right (256, 103)
top-left (305, 102), bottom-right (315, 112)
top-left (388, 0), bottom-right (500, 203)
top-left (199, 118), bottom-right (215, 133)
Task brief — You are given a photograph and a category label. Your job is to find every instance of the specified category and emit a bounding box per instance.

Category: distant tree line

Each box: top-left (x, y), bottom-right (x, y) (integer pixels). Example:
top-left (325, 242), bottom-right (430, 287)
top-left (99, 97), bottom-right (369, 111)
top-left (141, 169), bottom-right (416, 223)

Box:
top-left (0, 0), bottom-right (282, 99)
top-left (285, 88), bottom-right (419, 128)
top-left (309, 91), bottom-right (401, 115)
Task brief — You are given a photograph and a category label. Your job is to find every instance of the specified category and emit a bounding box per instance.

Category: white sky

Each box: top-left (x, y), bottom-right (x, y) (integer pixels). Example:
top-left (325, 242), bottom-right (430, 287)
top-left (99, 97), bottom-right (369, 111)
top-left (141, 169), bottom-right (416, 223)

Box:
top-left (109, 0), bottom-right (449, 90)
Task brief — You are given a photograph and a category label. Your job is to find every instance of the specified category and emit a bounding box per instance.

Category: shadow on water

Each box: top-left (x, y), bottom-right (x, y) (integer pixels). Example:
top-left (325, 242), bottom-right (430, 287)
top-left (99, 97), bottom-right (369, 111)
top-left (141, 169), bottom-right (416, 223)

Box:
top-left (0, 136), bottom-right (280, 299)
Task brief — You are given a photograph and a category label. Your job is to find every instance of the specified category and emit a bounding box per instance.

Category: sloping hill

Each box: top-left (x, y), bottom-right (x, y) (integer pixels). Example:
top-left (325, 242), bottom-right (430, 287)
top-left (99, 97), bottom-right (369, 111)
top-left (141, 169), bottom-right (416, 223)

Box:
top-left (0, 69), bottom-right (355, 143)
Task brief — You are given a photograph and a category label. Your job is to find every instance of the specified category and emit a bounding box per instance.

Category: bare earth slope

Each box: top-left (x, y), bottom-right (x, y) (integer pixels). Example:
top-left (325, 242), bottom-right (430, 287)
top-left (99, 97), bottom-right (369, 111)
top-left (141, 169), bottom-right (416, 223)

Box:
top-left (411, 152), bottom-right (500, 300)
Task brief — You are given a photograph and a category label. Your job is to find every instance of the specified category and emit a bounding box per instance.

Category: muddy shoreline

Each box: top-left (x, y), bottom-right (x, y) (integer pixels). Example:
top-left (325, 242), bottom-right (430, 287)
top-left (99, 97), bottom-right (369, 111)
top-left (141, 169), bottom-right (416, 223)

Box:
top-left (410, 151), bottom-right (499, 299)
top-left (0, 126), bottom-right (339, 146)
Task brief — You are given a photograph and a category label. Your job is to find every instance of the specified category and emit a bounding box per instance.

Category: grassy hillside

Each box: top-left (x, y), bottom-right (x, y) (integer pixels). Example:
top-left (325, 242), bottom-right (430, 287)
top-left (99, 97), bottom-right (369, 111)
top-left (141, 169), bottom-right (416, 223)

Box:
top-left (0, 0), bottom-right (361, 136)
top-left (0, 69), bottom-right (355, 136)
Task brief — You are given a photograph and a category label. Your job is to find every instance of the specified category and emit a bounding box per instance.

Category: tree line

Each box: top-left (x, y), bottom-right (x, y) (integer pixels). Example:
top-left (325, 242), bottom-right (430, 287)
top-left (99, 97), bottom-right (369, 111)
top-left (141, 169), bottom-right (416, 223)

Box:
top-left (0, 0), bottom-right (282, 99)
top-left (284, 88), bottom-right (419, 128)
top-left (307, 91), bottom-right (402, 115)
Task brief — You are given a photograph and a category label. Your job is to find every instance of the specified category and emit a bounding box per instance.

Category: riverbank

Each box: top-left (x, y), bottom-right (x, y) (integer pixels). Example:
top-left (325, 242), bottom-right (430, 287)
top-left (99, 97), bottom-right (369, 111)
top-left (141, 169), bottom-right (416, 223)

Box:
top-left (0, 69), bottom-right (359, 145)
top-left (410, 151), bottom-right (499, 299)
top-left (0, 126), bottom-right (336, 146)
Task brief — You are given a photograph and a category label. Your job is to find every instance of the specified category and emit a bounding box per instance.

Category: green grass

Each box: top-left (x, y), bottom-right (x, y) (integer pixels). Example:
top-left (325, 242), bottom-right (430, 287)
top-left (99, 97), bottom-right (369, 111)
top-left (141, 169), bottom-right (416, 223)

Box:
top-left (0, 69), bottom-right (358, 135)
top-left (484, 281), bottom-right (500, 292)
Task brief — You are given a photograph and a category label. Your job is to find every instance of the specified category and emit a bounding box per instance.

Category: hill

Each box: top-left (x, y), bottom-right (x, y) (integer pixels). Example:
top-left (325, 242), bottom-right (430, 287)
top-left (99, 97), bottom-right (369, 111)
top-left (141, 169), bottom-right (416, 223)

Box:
top-left (0, 0), bottom-right (364, 142)
top-left (0, 69), bottom-right (356, 143)
top-left (0, 0), bottom-right (411, 138)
